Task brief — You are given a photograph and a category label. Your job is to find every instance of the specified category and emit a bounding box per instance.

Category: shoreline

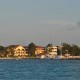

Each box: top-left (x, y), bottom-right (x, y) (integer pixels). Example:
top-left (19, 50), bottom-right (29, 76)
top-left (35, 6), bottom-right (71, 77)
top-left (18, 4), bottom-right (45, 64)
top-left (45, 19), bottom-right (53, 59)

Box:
top-left (0, 57), bottom-right (80, 60)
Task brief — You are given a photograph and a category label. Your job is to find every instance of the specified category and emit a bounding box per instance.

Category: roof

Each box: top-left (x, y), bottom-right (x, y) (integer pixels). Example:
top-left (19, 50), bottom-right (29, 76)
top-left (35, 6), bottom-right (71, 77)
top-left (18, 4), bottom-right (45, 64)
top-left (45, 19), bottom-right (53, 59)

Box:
top-left (8, 45), bottom-right (26, 49)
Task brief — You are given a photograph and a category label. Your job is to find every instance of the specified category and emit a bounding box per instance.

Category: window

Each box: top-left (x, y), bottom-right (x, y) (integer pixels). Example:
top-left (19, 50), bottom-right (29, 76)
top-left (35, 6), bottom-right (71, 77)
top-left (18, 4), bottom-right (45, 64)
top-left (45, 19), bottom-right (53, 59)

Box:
top-left (18, 49), bottom-right (20, 51)
top-left (22, 49), bottom-right (25, 51)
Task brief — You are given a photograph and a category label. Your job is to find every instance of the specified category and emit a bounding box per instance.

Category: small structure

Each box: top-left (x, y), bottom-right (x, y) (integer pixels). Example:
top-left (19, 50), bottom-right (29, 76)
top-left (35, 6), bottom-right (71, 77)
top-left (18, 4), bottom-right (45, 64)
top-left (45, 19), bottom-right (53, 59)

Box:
top-left (40, 53), bottom-right (46, 59)
top-left (64, 53), bottom-right (70, 58)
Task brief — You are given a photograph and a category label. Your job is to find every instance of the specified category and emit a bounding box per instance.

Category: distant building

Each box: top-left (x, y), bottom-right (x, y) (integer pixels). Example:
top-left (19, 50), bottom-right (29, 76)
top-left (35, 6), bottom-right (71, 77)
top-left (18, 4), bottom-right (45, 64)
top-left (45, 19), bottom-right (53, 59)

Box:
top-left (35, 46), bottom-right (45, 55)
top-left (14, 45), bottom-right (28, 58)
top-left (7, 45), bottom-right (28, 58)
top-left (46, 46), bottom-right (57, 58)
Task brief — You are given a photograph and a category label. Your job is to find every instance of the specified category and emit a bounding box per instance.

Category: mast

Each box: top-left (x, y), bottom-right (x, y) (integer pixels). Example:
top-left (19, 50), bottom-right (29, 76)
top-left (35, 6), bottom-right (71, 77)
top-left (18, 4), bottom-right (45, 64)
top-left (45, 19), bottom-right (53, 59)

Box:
top-left (60, 38), bottom-right (62, 56)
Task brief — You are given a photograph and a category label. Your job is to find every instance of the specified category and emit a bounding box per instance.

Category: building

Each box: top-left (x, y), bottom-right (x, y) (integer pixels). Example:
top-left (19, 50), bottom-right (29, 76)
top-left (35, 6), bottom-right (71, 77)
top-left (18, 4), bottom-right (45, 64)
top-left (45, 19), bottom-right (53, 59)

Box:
top-left (14, 45), bottom-right (28, 58)
top-left (35, 46), bottom-right (45, 56)
top-left (46, 46), bottom-right (57, 58)
top-left (7, 45), bottom-right (28, 58)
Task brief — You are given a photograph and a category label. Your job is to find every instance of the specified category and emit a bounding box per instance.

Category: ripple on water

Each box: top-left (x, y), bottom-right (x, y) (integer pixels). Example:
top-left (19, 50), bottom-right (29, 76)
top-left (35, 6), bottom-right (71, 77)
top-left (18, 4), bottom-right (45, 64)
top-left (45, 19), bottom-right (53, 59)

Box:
top-left (0, 59), bottom-right (80, 80)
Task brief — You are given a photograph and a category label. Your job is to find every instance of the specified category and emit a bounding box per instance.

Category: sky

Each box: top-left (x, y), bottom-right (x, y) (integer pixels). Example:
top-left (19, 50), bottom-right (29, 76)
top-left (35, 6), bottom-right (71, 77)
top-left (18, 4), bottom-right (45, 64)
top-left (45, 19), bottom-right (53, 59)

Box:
top-left (0, 0), bottom-right (80, 46)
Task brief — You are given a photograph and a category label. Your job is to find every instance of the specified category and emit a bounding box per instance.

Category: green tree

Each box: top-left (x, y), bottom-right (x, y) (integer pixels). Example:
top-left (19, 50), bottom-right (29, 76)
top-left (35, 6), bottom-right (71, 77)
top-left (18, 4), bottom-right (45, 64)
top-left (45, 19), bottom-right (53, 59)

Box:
top-left (6, 46), bottom-right (15, 57)
top-left (46, 43), bottom-right (53, 47)
top-left (0, 46), bottom-right (7, 57)
top-left (0, 46), bottom-right (5, 50)
top-left (46, 43), bottom-right (53, 53)
top-left (62, 43), bottom-right (80, 56)
top-left (62, 43), bottom-right (72, 55)
top-left (28, 42), bottom-right (36, 57)
top-left (71, 44), bottom-right (80, 56)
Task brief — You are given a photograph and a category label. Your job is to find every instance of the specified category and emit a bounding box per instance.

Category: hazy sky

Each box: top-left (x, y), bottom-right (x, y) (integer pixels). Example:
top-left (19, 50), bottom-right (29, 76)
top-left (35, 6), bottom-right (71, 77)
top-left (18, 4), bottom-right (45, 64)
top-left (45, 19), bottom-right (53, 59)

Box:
top-left (0, 0), bottom-right (80, 46)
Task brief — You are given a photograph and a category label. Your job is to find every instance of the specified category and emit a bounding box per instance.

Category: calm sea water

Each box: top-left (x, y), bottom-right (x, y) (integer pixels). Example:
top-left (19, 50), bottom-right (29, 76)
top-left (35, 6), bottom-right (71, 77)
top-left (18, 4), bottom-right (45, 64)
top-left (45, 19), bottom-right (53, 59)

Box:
top-left (0, 59), bottom-right (80, 80)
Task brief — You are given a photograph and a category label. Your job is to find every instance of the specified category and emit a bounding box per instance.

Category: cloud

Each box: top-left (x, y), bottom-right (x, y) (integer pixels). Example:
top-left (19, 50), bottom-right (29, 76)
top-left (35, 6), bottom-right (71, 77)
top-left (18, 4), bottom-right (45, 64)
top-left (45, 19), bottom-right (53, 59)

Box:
top-left (42, 20), bottom-right (72, 26)
top-left (70, 21), bottom-right (80, 30)
top-left (63, 21), bottom-right (80, 31)
top-left (76, 21), bottom-right (80, 27)
top-left (67, 21), bottom-right (80, 31)
top-left (42, 20), bottom-right (80, 29)
top-left (24, 20), bottom-right (80, 31)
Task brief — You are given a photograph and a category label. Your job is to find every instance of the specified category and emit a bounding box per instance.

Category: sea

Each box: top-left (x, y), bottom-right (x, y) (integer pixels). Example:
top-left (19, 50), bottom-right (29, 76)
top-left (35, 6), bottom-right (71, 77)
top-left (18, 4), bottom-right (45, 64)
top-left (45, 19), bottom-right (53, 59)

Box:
top-left (0, 59), bottom-right (80, 80)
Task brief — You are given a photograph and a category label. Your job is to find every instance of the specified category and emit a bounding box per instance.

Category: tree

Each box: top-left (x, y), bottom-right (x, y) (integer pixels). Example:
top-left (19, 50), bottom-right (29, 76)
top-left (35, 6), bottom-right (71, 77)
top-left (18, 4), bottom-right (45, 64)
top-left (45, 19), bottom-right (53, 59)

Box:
top-left (28, 42), bottom-right (36, 57)
top-left (62, 43), bottom-right (72, 55)
top-left (46, 43), bottom-right (53, 47)
top-left (46, 43), bottom-right (53, 53)
top-left (61, 43), bottom-right (80, 56)
top-left (6, 46), bottom-right (15, 57)
top-left (0, 46), bottom-right (7, 57)
top-left (71, 44), bottom-right (80, 56)
top-left (0, 46), bottom-right (5, 50)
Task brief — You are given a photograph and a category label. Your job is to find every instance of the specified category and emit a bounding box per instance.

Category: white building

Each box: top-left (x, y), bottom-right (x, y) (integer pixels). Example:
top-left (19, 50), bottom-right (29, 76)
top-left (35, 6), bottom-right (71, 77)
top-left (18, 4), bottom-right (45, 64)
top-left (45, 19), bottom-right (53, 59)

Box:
top-left (46, 46), bottom-right (57, 58)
